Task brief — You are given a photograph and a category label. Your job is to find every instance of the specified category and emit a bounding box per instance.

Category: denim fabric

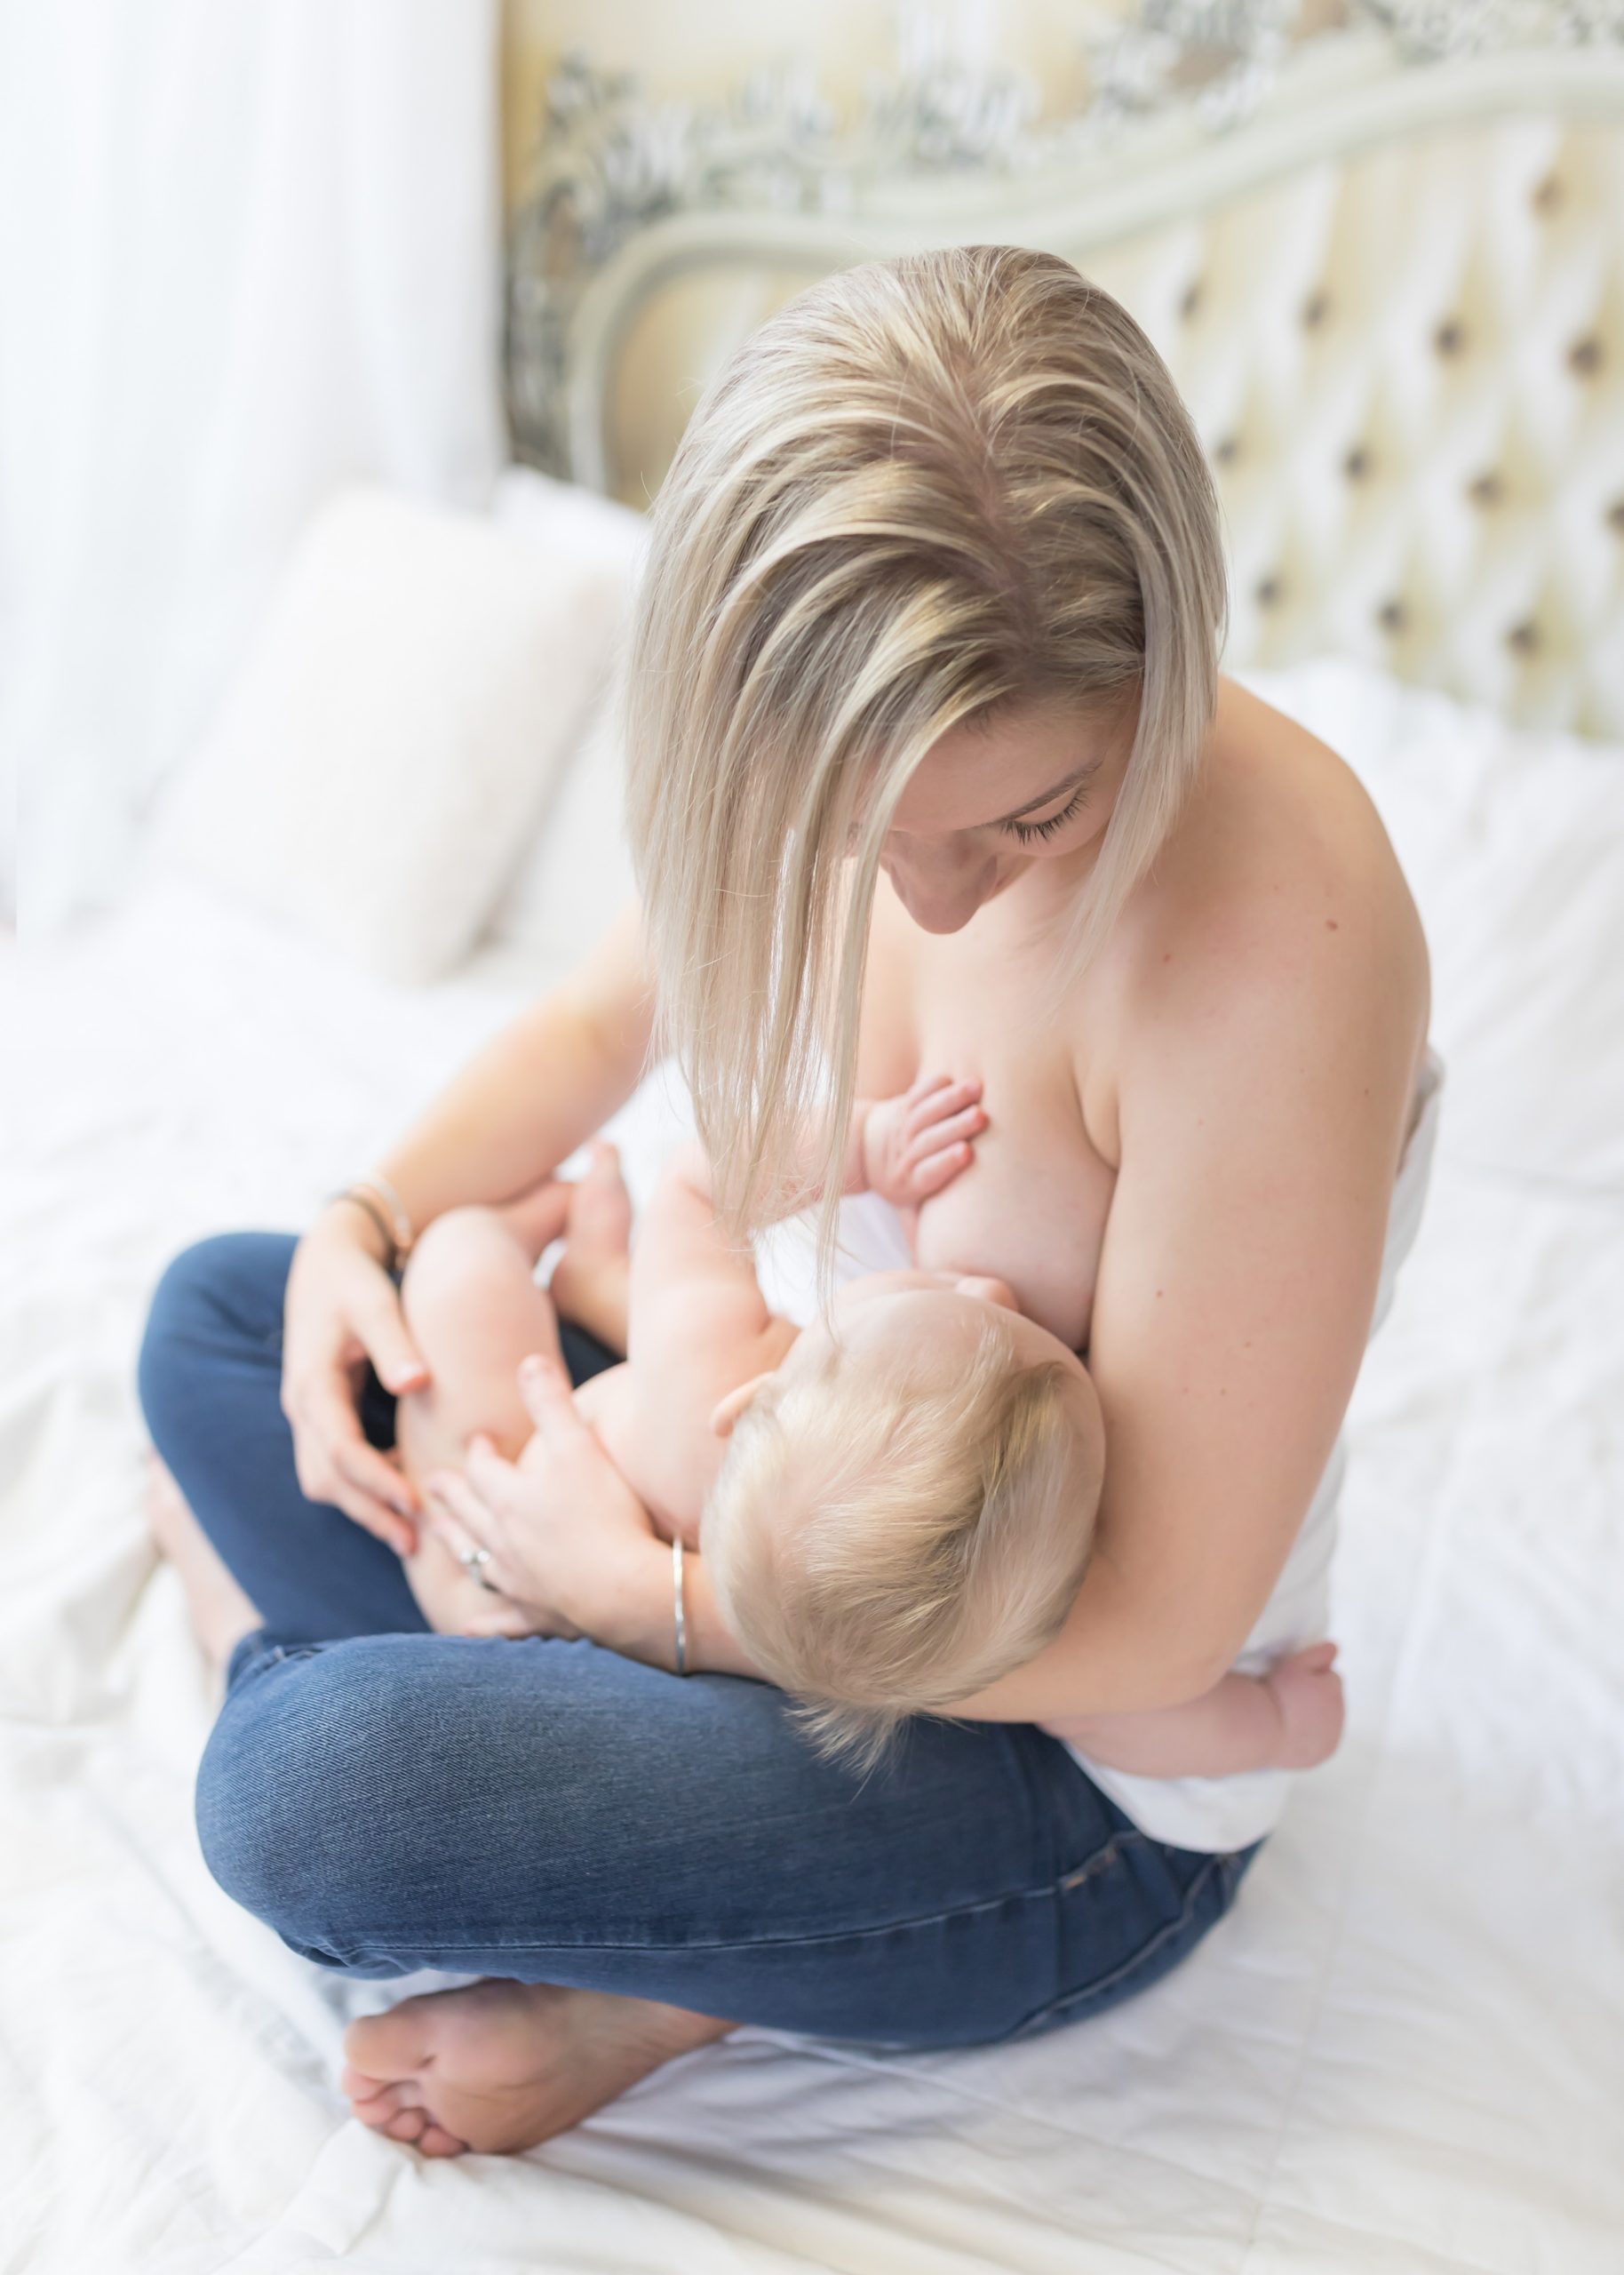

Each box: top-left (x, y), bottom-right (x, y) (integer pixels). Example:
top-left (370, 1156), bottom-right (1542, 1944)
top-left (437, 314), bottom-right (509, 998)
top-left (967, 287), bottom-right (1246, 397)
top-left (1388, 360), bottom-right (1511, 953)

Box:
top-left (138, 1229), bottom-right (1261, 2048)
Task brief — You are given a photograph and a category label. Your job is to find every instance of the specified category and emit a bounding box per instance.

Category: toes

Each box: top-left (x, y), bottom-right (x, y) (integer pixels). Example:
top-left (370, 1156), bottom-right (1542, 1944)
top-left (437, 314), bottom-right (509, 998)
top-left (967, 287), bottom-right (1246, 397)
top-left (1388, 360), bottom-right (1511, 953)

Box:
top-left (417, 2125), bottom-right (471, 2158)
top-left (345, 2004), bottom-right (429, 2076)
top-left (384, 2107), bottom-right (429, 2145)
top-left (351, 2082), bottom-right (410, 2116)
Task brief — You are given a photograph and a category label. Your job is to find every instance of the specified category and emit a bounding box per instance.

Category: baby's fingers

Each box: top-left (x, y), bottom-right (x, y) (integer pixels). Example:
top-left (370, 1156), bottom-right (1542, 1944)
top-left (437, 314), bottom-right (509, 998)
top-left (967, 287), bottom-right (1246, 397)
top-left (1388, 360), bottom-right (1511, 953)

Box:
top-left (904, 1077), bottom-right (983, 1140)
top-left (904, 1138), bottom-right (976, 1201)
top-left (904, 1105), bottom-right (987, 1172)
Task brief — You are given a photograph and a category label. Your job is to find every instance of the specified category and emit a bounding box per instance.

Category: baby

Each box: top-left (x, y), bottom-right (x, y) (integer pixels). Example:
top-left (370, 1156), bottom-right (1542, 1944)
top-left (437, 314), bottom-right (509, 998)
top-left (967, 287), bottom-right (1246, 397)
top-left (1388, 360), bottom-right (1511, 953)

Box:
top-left (394, 1076), bottom-right (1342, 1775)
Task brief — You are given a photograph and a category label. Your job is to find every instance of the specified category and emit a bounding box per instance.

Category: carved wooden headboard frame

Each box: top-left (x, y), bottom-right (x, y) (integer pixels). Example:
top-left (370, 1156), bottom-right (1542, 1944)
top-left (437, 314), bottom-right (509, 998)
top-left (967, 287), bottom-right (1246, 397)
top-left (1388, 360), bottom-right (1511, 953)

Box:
top-left (506, 10), bottom-right (1624, 735)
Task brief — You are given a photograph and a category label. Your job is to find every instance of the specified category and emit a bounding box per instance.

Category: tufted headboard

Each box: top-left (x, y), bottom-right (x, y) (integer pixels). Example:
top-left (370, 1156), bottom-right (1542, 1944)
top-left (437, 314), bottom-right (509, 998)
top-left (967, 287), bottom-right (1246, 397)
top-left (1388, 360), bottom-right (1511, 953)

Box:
top-left (506, 25), bottom-right (1624, 738)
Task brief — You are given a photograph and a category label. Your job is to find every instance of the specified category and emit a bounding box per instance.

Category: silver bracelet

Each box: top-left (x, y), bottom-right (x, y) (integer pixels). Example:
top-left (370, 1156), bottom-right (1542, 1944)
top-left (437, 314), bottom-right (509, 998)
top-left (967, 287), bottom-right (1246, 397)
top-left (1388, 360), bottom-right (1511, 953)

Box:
top-left (672, 1536), bottom-right (689, 1677)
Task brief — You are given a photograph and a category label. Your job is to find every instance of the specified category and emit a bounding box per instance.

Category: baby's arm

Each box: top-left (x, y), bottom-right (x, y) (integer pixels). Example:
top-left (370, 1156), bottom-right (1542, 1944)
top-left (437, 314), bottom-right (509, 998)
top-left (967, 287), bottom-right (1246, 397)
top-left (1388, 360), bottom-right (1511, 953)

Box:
top-left (1046, 1642), bottom-right (1345, 1776)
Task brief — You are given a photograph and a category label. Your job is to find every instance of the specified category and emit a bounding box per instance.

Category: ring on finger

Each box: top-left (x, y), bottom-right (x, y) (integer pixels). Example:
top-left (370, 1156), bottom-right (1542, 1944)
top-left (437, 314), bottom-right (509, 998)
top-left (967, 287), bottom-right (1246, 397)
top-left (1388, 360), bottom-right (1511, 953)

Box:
top-left (459, 1544), bottom-right (499, 1593)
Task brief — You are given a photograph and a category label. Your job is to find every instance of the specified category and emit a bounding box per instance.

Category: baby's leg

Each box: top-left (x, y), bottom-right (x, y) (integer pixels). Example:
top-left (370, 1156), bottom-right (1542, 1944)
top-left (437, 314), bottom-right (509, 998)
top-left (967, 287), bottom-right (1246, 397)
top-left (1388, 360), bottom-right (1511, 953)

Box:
top-left (548, 1140), bottom-right (633, 1353)
top-left (393, 1206), bottom-right (564, 1632)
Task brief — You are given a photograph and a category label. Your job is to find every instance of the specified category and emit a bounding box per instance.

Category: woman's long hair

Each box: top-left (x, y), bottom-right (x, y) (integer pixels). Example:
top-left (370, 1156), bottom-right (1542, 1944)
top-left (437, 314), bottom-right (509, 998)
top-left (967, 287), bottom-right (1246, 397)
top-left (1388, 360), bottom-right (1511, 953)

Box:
top-left (625, 244), bottom-right (1227, 1250)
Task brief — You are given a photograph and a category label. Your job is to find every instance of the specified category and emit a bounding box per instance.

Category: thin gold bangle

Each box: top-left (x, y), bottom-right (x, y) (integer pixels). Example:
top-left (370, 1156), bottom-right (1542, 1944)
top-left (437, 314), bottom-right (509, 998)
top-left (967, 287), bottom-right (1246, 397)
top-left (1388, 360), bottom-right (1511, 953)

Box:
top-left (672, 1537), bottom-right (689, 1676)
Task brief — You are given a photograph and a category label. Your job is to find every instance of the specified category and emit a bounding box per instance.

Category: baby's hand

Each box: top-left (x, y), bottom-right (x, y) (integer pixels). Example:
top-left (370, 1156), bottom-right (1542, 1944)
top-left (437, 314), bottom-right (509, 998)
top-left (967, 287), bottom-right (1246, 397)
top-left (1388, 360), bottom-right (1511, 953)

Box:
top-left (860, 1074), bottom-right (987, 1209)
top-left (1266, 1641), bottom-right (1346, 1769)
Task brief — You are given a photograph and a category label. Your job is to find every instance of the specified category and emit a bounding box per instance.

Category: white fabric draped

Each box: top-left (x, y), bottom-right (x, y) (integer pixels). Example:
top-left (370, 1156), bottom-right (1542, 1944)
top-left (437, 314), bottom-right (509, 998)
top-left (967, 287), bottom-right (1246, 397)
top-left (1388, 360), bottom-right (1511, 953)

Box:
top-left (0, 0), bottom-right (505, 938)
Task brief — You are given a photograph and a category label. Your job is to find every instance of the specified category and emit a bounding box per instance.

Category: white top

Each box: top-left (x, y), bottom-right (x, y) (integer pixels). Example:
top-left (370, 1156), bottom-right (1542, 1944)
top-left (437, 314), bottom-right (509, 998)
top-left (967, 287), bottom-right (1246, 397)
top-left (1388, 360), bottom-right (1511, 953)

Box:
top-left (756, 1048), bottom-right (1446, 1855)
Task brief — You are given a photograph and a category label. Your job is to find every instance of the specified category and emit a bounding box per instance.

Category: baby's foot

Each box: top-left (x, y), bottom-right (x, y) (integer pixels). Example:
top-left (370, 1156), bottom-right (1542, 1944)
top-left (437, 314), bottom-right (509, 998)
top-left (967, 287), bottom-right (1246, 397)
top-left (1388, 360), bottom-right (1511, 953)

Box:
top-left (566, 1142), bottom-right (633, 1269)
top-left (1266, 1641), bottom-right (1345, 1769)
top-left (549, 1141), bottom-right (633, 1331)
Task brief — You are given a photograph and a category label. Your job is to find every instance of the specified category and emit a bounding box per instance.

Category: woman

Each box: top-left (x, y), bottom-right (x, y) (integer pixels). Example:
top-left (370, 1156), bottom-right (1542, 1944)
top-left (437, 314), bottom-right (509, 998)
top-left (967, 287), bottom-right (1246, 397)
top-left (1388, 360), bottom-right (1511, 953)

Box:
top-left (138, 246), bottom-right (1436, 2159)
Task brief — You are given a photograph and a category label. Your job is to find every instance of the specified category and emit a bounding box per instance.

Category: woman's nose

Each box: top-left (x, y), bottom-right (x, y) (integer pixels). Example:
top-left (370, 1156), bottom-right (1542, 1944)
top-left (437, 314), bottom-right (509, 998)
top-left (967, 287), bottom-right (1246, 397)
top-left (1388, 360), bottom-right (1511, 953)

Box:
top-left (882, 839), bottom-right (999, 933)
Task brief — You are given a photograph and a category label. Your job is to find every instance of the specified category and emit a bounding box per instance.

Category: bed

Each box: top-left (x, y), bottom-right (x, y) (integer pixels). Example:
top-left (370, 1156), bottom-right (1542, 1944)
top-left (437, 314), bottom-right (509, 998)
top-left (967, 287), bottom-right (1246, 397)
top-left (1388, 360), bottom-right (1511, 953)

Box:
top-left (7, 20), bottom-right (1624, 2272)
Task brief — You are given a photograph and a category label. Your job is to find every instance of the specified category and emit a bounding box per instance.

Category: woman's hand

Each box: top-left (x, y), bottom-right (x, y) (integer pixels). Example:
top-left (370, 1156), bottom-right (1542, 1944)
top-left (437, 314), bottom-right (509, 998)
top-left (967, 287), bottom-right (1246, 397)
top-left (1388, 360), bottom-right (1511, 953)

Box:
top-left (281, 1201), bottom-right (431, 1557)
top-left (421, 1353), bottom-right (663, 1642)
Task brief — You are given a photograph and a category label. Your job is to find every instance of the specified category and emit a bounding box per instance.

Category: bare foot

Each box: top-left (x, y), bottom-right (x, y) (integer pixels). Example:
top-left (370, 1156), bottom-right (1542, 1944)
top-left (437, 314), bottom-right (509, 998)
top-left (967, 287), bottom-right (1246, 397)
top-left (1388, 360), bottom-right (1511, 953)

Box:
top-left (144, 1451), bottom-right (261, 1666)
top-left (549, 1141), bottom-right (633, 1348)
top-left (340, 1980), bottom-right (733, 2157)
top-left (565, 1141), bottom-right (633, 1267)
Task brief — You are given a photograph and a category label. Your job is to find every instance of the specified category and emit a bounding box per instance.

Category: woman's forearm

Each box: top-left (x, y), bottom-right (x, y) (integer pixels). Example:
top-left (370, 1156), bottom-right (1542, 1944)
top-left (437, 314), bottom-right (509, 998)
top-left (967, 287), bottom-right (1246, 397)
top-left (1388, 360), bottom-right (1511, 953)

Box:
top-left (372, 908), bottom-right (656, 1237)
top-left (951, 1554), bottom-right (1234, 1724)
top-left (589, 1532), bottom-right (761, 1681)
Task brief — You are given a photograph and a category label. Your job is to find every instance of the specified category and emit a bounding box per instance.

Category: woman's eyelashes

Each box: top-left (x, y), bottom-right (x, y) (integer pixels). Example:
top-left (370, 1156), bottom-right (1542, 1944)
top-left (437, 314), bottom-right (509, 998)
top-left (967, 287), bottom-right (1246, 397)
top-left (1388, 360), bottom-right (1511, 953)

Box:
top-left (1002, 779), bottom-right (1092, 845)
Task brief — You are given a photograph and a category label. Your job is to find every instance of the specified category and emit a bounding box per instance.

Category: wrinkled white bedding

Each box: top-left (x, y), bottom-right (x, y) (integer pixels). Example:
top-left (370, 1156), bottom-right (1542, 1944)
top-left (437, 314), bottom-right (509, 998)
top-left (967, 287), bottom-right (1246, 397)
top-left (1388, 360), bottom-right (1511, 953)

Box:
top-left (5, 659), bottom-right (1622, 2272)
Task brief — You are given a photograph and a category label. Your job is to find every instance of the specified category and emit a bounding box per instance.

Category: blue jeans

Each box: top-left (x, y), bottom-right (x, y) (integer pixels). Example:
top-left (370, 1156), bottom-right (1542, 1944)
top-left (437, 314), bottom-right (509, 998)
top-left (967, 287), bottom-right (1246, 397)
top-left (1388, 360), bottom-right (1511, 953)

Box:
top-left (137, 1230), bottom-right (1261, 2048)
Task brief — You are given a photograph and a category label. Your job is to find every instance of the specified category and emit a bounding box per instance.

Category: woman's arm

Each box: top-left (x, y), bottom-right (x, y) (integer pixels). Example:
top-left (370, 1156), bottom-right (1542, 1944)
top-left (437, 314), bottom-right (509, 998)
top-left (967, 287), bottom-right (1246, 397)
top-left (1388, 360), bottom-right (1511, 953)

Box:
top-left (954, 892), bottom-right (1426, 1722)
top-left (279, 904), bottom-right (656, 1549)
top-left (371, 902), bottom-right (657, 1234)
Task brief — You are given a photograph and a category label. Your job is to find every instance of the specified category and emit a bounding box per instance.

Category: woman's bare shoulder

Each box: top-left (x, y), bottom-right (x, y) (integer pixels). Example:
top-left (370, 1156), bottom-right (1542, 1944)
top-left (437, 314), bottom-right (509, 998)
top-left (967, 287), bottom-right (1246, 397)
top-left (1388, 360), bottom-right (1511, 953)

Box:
top-left (1117, 676), bottom-right (1429, 1044)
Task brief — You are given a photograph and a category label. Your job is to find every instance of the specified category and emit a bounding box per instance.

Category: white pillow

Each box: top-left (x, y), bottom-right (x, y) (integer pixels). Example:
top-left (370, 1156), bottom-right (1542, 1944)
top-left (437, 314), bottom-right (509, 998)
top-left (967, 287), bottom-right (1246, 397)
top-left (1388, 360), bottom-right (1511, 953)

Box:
top-left (156, 483), bottom-right (642, 985)
top-left (1240, 658), bottom-right (1624, 1193)
top-left (482, 687), bottom-right (639, 964)
top-left (478, 468), bottom-right (645, 962)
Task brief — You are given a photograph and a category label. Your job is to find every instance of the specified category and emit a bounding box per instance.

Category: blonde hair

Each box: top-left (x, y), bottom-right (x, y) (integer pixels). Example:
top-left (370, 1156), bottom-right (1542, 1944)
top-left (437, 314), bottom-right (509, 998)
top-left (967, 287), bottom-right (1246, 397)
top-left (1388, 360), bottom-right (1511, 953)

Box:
top-left (701, 1306), bottom-right (1103, 1771)
top-left (625, 243), bottom-right (1227, 1242)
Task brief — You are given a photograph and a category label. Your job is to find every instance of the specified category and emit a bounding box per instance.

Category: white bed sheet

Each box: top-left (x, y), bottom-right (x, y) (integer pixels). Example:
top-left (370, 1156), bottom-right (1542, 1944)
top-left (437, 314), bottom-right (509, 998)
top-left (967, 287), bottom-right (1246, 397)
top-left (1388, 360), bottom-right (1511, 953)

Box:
top-left (6, 706), bottom-right (1623, 2271)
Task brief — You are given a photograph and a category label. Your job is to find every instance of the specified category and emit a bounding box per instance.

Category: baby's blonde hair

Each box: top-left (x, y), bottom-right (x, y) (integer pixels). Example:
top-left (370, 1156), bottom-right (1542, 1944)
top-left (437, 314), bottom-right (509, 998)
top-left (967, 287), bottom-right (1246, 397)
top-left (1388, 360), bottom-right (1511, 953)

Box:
top-left (700, 1305), bottom-right (1103, 1771)
top-left (625, 243), bottom-right (1227, 1249)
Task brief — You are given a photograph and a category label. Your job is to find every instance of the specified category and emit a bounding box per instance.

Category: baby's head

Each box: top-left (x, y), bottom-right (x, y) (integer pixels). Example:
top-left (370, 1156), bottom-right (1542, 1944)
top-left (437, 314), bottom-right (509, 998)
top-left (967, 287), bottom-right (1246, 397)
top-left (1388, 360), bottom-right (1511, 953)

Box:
top-left (701, 1272), bottom-right (1104, 1769)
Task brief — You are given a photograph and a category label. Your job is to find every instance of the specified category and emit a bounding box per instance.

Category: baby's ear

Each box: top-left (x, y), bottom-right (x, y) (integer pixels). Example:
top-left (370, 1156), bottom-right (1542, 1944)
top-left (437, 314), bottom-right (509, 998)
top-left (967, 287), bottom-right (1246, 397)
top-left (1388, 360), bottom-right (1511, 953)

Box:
top-left (710, 1373), bottom-right (773, 1438)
